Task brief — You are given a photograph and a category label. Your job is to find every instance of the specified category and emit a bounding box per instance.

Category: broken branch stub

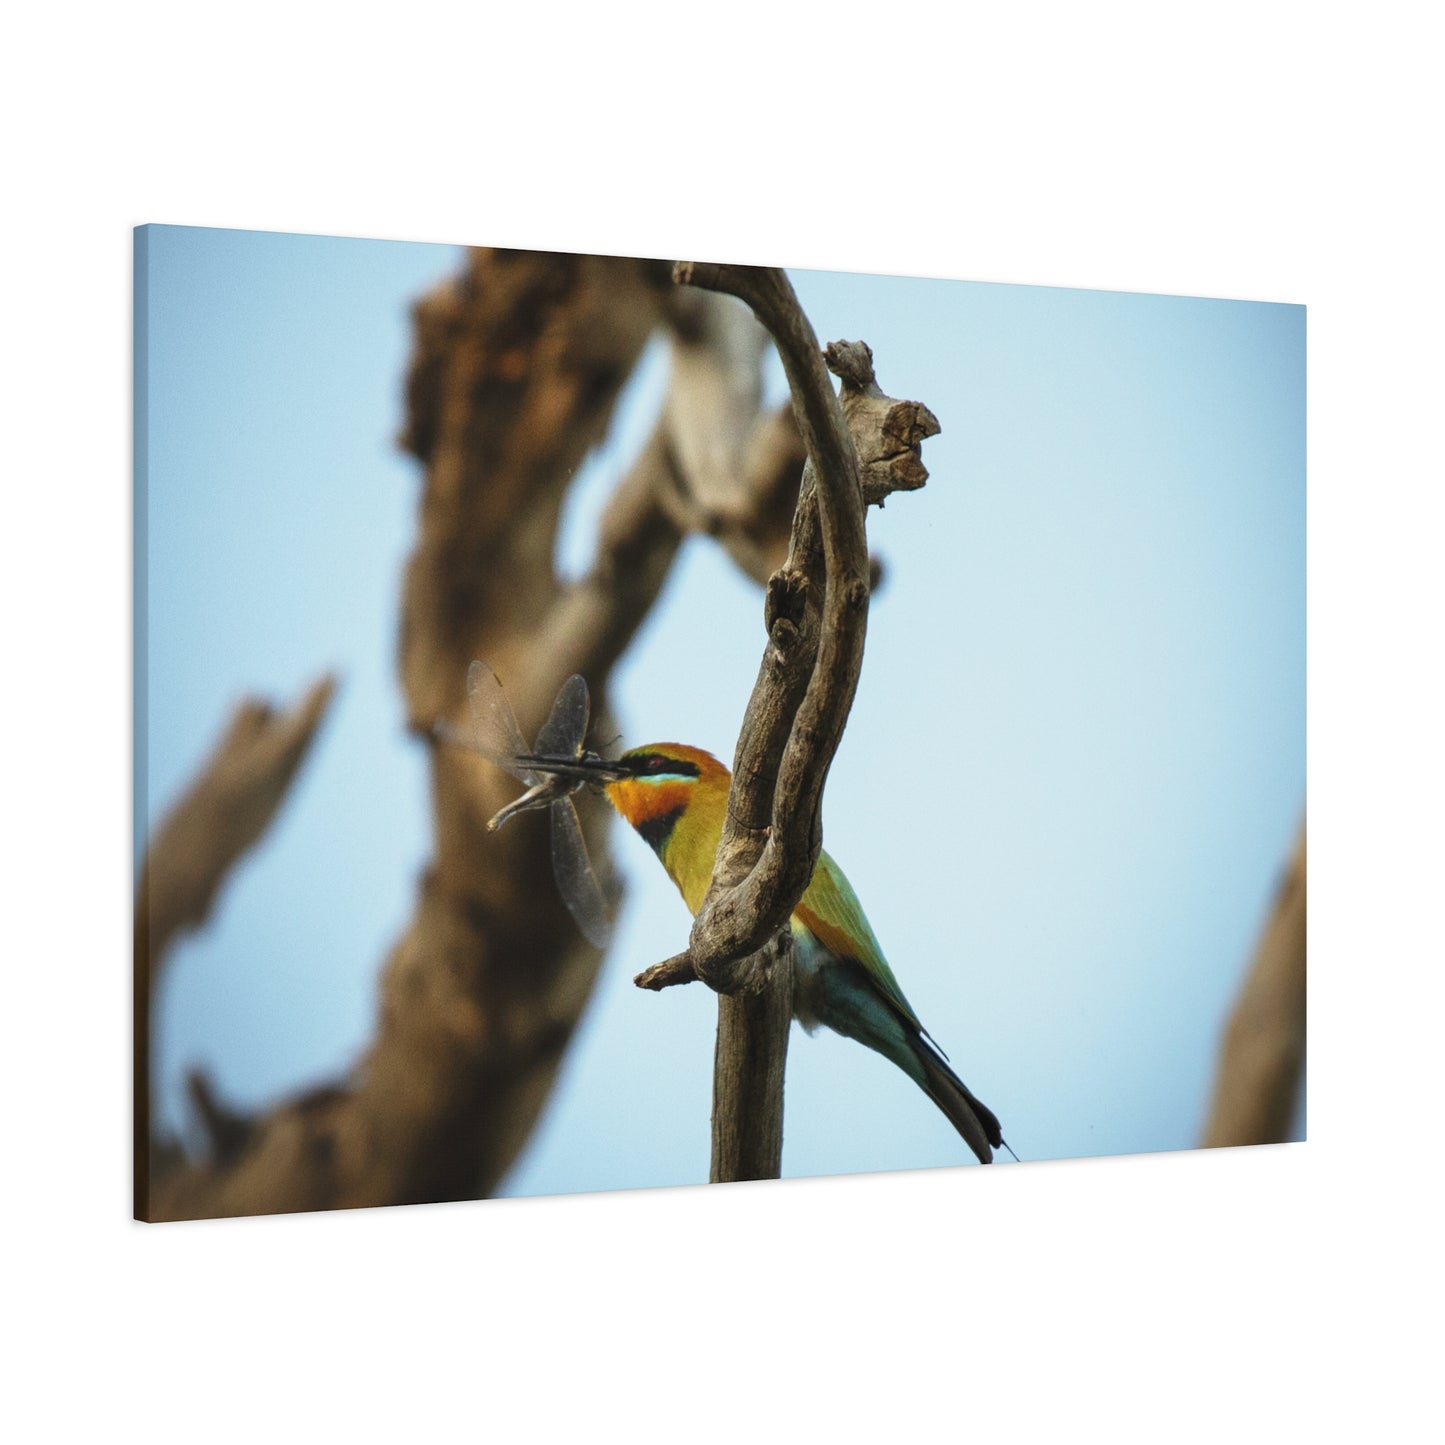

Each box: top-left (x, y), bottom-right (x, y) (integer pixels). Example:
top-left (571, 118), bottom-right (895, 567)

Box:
top-left (826, 339), bottom-right (942, 505)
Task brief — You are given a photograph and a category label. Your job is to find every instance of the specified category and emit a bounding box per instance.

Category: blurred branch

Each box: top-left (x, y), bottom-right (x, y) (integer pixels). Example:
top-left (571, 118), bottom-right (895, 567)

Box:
top-left (1202, 819), bottom-right (1307, 1149)
top-left (185, 1068), bottom-right (255, 1166)
top-left (141, 250), bottom-right (820, 1220)
top-left (134, 676), bottom-right (335, 1215)
top-left (137, 675), bottom-right (337, 989)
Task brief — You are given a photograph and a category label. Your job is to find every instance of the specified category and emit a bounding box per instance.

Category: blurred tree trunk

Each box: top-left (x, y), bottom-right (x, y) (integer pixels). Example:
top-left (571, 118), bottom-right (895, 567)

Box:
top-left (138, 247), bottom-right (806, 1220)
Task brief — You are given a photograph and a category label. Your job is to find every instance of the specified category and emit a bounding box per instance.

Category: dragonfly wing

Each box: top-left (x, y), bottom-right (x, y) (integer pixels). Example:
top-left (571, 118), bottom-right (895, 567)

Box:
top-left (534, 673), bottom-right (590, 759)
top-left (549, 796), bottom-right (614, 949)
top-left (466, 659), bottom-right (534, 779)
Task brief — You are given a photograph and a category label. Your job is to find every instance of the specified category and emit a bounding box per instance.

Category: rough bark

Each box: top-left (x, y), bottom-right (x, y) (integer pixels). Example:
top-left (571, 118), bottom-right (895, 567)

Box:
top-left (642, 264), bottom-right (940, 1183)
top-left (1203, 820), bottom-right (1307, 1148)
top-left (139, 249), bottom-right (809, 1219)
top-left (710, 935), bottom-right (794, 1182)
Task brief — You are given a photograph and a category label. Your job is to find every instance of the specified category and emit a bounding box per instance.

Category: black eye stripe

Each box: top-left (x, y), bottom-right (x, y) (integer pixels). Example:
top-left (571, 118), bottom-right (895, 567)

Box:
top-left (629, 753), bottom-right (701, 778)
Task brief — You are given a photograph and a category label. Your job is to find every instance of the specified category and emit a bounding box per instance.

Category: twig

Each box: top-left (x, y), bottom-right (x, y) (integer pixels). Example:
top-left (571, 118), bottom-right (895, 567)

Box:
top-left (634, 952), bottom-right (697, 990)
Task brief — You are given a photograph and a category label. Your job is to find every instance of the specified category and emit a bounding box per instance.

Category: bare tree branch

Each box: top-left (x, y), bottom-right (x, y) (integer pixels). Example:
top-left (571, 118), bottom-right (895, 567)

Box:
top-left (531, 295), bottom-right (797, 683)
top-left (134, 675), bottom-right (335, 1216)
top-left (662, 286), bottom-right (768, 520)
top-left (710, 934), bottom-right (794, 1182)
top-left (137, 675), bottom-right (338, 989)
top-left (1203, 819), bottom-right (1307, 1148)
top-left (147, 251), bottom-right (673, 1220)
top-left (141, 252), bottom-right (815, 1219)
top-left (647, 395), bottom-right (817, 588)
top-left (659, 263), bottom-right (940, 1182)
top-left (652, 271), bottom-right (937, 986)
top-left (634, 951), bottom-right (698, 991)
top-left (671, 266), bottom-right (870, 986)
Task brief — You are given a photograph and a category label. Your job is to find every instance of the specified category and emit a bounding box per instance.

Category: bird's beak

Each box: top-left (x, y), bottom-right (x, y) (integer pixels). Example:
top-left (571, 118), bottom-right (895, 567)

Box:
top-left (515, 751), bottom-right (630, 784)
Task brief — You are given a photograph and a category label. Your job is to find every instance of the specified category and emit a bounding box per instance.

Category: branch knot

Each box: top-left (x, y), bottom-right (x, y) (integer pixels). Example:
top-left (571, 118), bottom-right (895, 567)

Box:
top-left (764, 568), bottom-right (809, 632)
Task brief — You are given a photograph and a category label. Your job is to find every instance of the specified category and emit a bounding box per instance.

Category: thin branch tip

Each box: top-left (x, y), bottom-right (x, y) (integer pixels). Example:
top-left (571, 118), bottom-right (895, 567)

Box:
top-left (634, 952), bottom-right (699, 990)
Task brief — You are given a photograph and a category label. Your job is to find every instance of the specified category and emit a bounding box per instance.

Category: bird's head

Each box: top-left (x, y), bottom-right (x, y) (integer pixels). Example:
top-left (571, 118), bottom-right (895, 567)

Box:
top-left (515, 741), bottom-right (729, 845)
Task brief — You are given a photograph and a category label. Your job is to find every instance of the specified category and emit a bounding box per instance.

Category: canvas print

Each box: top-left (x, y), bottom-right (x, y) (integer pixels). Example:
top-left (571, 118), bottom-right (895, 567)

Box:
top-left (133, 226), bottom-right (1305, 1221)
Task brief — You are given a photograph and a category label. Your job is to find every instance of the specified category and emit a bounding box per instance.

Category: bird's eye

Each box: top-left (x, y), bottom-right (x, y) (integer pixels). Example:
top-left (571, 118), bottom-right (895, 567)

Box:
top-left (644, 755), bottom-right (668, 773)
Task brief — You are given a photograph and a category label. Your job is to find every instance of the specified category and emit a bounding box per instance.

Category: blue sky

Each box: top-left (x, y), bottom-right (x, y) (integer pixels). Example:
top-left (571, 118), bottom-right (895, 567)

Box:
top-left (137, 225), bottom-right (1304, 1196)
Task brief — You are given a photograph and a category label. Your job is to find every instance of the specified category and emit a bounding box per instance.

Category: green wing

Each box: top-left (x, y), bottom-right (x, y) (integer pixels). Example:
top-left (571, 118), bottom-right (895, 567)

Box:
top-left (794, 850), bottom-right (925, 1034)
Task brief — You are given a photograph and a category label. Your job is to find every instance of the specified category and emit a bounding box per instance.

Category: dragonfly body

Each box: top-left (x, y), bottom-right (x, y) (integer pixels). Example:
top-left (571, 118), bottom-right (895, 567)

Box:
top-left (487, 774), bottom-right (574, 833)
top-left (517, 740), bottom-right (1006, 1163)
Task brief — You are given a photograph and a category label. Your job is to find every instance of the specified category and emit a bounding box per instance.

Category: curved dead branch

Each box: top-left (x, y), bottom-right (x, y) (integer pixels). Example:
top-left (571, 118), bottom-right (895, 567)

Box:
top-left (645, 270), bottom-right (939, 992)
top-left (649, 263), bottom-right (940, 1181)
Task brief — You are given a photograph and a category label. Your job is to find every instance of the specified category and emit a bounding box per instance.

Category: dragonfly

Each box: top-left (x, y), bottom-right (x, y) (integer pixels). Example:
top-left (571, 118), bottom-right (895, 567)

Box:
top-left (460, 659), bottom-right (616, 949)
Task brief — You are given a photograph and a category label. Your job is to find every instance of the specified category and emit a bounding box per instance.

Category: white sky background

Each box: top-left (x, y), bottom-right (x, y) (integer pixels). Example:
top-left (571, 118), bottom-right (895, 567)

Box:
top-left (139, 229), bottom-right (1304, 1193)
top-left (10, 6), bottom-right (1441, 1440)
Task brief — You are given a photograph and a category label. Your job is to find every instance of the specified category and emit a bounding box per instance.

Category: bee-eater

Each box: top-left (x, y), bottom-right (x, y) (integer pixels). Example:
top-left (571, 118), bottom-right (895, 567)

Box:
top-left (517, 741), bottom-right (1006, 1163)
